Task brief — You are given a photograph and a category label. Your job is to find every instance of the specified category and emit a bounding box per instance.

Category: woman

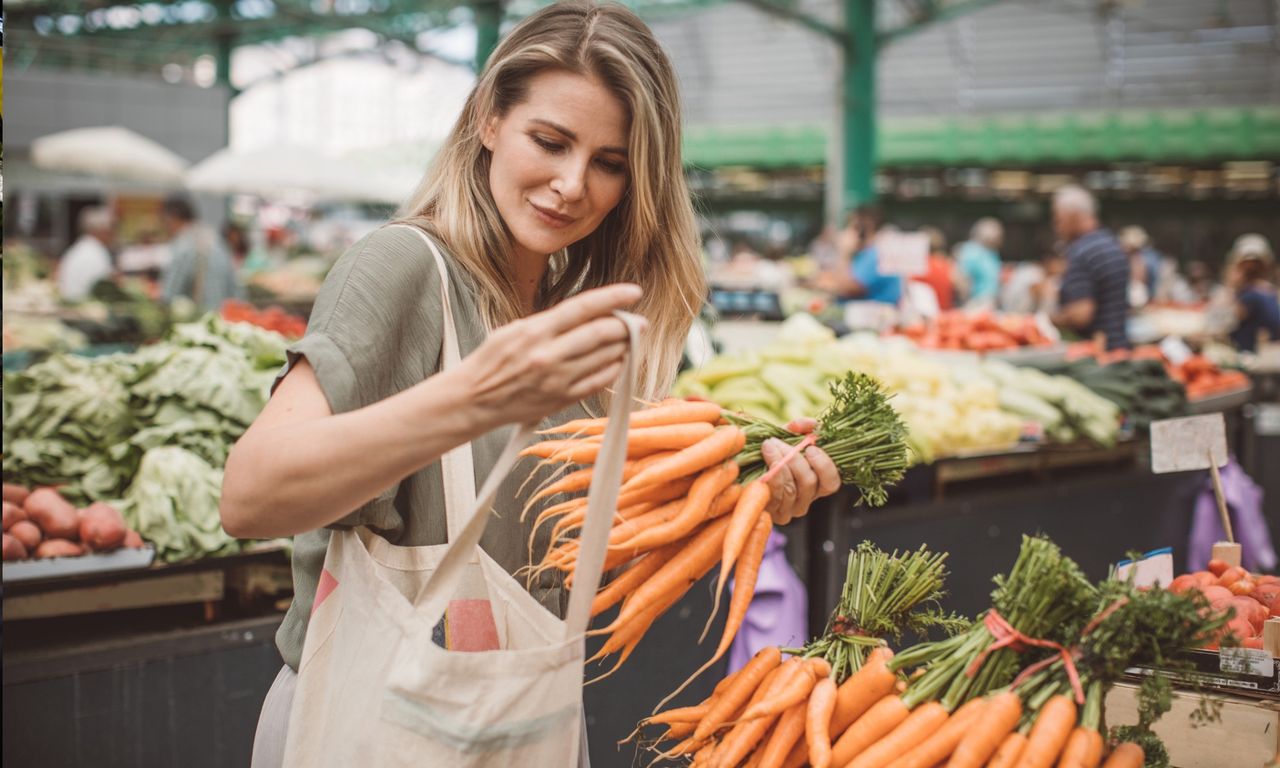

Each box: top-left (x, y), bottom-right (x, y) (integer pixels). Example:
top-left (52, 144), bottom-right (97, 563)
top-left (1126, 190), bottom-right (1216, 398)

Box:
top-left (225, 4), bottom-right (840, 765)
top-left (1227, 234), bottom-right (1280, 352)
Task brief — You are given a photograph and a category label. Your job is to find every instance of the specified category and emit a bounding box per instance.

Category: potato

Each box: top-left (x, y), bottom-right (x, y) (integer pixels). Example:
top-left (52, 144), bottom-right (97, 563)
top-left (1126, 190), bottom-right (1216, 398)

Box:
top-left (2, 483), bottom-right (31, 506)
top-left (8, 520), bottom-right (43, 551)
top-left (3, 533), bottom-right (29, 561)
top-left (24, 488), bottom-right (80, 540)
top-left (79, 502), bottom-right (127, 552)
top-left (34, 539), bottom-right (85, 559)
top-left (123, 530), bottom-right (145, 549)
top-left (3, 501), bottom-right (27, 532)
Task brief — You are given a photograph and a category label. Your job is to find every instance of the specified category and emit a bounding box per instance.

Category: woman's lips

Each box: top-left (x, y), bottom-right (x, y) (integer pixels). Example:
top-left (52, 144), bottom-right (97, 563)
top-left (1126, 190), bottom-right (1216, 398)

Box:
top-left (530, 202), bottom-right (574, 229)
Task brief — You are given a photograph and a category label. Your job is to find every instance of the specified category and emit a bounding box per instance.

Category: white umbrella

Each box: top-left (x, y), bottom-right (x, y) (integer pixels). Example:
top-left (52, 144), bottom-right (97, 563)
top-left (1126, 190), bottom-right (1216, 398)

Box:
top-left (30, 126), bottom-right (189, 184)
top-left (186, 145), bottom-right (410, 204)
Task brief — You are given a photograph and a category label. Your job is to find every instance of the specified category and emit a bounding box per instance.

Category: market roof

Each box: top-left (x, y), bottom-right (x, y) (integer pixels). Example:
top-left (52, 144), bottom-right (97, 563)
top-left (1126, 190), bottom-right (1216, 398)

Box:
top-left (2, 0), bottom-right (993, 76)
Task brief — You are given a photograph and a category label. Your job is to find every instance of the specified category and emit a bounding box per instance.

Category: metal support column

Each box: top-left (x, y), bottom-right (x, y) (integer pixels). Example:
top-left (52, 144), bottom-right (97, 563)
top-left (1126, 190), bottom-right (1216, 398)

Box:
top-left (474, 0), bottom-right (502, 73)
top-left (842, 0), bottom-right (876, 212)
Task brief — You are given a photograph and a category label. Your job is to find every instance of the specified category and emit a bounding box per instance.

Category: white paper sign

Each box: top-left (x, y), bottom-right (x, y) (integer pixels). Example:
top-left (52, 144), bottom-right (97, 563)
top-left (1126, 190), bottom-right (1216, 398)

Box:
top-left (876, 232), bottom-right (929, 277)
top-left (1220, 648), bottom-right (1275, 677)
top-left (1159, 335), bottom-right (1193, 366)
top-left (1113, 548), bottom-right (1174, 588)
top-left (1150, 413), bottom-right (1228, 473)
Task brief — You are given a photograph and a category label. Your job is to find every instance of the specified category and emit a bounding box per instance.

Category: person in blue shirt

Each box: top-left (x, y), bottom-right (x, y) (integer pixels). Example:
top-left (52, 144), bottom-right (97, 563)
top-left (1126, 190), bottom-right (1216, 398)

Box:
top-left (813, 206), bottom-right (902, 305)
top-left (956, 217), bottom-right (1003, 308)
top-left (1227, 234), bottom-right (1280, 352)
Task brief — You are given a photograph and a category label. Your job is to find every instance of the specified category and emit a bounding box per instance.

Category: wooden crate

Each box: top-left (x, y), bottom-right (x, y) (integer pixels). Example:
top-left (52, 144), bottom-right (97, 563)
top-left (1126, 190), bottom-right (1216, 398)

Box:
top-left (1106, 682), bottom-right (1280, 768)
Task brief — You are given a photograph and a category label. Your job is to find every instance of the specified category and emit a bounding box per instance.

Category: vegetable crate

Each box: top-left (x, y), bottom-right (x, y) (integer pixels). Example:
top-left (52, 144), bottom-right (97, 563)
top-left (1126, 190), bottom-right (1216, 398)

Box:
top-left (1105, 681), bottom-right (1279, 768)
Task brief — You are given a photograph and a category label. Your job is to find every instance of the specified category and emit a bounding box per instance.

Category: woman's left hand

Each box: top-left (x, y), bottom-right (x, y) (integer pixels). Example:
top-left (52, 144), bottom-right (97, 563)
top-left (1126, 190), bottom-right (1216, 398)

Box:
top-left (759, 418), bottom-right (842, 525)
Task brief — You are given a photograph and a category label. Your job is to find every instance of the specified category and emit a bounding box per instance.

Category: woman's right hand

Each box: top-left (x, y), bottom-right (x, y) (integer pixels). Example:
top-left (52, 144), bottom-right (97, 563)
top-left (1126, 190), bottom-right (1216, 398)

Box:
top-left (448, 283), bottom-right (645, 427)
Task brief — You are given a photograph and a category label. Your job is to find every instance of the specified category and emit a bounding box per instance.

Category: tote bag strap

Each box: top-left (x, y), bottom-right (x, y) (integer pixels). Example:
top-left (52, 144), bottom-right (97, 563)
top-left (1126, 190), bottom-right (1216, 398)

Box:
top-left (396, 224), bottom-right (476, 541)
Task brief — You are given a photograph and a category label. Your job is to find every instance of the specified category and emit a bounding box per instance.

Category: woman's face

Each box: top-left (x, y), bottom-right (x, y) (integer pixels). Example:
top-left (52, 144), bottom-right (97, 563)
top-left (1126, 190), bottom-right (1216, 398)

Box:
top-left (482, 69), bottom-right (631, 262)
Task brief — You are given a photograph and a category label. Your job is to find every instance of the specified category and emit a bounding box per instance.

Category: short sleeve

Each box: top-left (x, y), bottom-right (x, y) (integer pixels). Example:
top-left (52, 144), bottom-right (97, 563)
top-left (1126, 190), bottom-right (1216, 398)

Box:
top-left (276, 225), bottom-right (448, 528)
top-left (852, 248), bottom-right (878, 288)
top-left (1058, 252), bottom-right (1093, 306)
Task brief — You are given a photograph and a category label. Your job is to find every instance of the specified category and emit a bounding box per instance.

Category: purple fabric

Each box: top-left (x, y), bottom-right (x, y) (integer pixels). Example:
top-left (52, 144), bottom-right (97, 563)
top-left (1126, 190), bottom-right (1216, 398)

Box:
top-left (725, 530), bottom-right (809, 674)
top-left (1189, 457), bottom-right (1277, 573)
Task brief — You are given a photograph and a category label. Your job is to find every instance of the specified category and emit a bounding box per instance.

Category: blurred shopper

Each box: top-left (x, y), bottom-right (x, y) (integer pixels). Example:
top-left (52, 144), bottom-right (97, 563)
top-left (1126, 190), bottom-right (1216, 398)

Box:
top-left (1002, 250), bottom-right (1067, 315)
top-left (223, 222), bottom-right (250, 270)
top-left (57, 206), bottom-right (116, 302)
top-left (1226, 234), bottom-right (1280, 352)
top-left (160, 196), bottom-right (243, 312)
top-left (814, 206), bottom-right (901, 305)
top-left (956, 217), bottom-right (1003, 309)
top-left (1049, 185), bottom-right (1131, 349)
top-left (808, 224), bottom-right (841, 273)
top-left (1120, 225), bottom-right (1162, 303)
top-left (913, 226), bottom-right (954, 310)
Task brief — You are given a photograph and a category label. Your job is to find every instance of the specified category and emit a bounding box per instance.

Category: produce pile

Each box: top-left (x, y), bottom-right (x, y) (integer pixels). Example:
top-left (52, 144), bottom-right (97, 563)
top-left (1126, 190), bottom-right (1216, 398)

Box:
top-left (894, 311), bottom-right (1057, 353)
top-left (1167, 559), bottom-right (1280, 650)
top-left (635, 536), bottom-right (1227, 768)
top-left (1046, 358), bottom-right (1187, 434)
top-left (221, 299), bottom-right (308, 339)
top-left (3, 484), bottom-right (144, 561)
top-left (3, 315), bottom-right (288, 562)
top-left (675, 316), bottom-right (1126, 465)
top-left (523, 379), bottom-right (909, 684)
top-left (1065, 343), bottom-right (1250, 402)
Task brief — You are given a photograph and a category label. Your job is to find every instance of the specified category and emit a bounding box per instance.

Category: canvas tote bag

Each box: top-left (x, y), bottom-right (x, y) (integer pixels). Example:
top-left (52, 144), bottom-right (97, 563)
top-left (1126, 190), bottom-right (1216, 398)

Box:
top-left (282, 227), bottom-right (639, 767)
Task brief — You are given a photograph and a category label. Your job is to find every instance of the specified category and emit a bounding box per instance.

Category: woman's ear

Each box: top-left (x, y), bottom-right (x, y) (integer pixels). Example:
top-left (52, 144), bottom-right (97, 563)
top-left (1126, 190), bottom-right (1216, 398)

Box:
top-left (480, 114), bottom-right (500, 152)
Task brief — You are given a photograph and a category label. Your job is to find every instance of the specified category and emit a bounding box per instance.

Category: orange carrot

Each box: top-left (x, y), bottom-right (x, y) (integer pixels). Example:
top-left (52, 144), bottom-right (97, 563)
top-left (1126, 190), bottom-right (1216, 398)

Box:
top-left (828, 695), bottom-right (911, 768)
top-left (1057, 727), bottom-right (1104, 768)
top-left (806, 676), bottom-right (838, 768)
top-left (709, 662), bottom-right (790, 768)
top-left (988, 733), bottom-right (1029, 768)
top-left (741, 658), bottom-right (817, 720)
top-left (612, 462), bottom-right (739, 553)
top-left (693, 646), bottom-right (783, 741)
top-left (645, 703), bottom-right (710, 726)
top-left (846, 701), bottom-right (949, 768)
top-left (528, 450), bottom-right (678, 507)
top-left (701, 508), bottom-right (772, 648)
top-left (885, 696), bottom-right (987, 768)
top-left (539, 400), bottom-right (724, 435)
top-left (714, 480), bottom-right (772, 605)
top-left (590, 541), bottom-right (682, 617)
top-left (830, 647), bottom-right (898, 737)
top-left (1099, 743), bottom-right (1144, 768)
top-left (601, 516), bottom-right (731, 633)
top-left (522, 422), bottom-right (716, 462)
top-left (662, 721), bottom-right (696, 741)
top-left (759, 702), bottom-right (808, 768)
top-left (947, 690), bottom-right (1023, 768)
top-left (1016, 695), bottom-right (1077, 768)
top-left (620, 426), bottom-right (747, 493)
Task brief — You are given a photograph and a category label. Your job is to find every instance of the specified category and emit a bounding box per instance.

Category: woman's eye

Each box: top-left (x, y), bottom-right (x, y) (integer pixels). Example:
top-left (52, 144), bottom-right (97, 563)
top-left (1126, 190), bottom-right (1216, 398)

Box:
top-left (597, 158), bottom-right (627, 175)
top-left (532, 136), bottom-right (564, 153)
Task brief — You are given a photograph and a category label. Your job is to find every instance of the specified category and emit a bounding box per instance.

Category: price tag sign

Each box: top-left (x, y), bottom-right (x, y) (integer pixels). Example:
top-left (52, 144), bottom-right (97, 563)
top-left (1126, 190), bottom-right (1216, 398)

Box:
top-left (1159, 335), bottom-right (1193, 366)
top-left (1113, 548), bottom-right (1174, 588)
top-left (876, 232), bottom-right (929, 277)
top-left (1150, 413), bottom-right (1228, 473)
top-left (1220, 647), bottom-right (1275, 677)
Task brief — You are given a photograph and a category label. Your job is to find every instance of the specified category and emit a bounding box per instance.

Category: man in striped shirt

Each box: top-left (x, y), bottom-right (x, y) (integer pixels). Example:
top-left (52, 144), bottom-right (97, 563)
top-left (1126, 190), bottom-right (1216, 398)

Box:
top-left (1050, 185), bottom-right (1131, 350)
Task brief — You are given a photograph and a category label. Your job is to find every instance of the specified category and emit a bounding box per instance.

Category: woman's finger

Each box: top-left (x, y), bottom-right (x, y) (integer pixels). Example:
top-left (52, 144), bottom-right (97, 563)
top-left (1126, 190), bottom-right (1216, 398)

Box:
top-left (785, 417), bottom-right (818, 435)
top-left (542, 315), bottom-right (632, 361)
top-left (785, 443), bottom-right (819, 510)
top-left (555, 341), bottom-right (628, 386)
top-left (805, 446), bottom-right (842, 498)
top-left (537, 284), bottom-right (642, 335)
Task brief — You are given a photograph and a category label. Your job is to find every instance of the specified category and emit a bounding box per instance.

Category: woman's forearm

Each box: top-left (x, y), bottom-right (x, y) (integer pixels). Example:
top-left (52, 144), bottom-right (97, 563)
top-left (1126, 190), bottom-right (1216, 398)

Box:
top-left (220, 369), bottom-right (496, 538)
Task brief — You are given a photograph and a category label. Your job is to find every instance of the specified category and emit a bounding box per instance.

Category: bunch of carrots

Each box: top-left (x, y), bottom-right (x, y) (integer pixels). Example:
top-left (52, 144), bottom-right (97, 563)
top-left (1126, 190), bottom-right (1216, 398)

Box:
top-left (520, 373), bottom-right (910, 682)
top-left (635, 536), bottom-right (1227, 767)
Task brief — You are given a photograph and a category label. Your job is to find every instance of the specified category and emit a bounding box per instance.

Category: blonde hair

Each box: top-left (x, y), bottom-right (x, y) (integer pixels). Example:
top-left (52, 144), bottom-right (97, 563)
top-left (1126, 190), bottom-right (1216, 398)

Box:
top-left (397, 1), bottom-right (705, 400)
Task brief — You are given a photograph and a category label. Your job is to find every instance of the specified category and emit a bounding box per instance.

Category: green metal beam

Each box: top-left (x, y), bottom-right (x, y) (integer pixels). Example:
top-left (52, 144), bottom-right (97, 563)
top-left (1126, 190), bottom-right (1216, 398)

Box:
top-left (474, 0), bottom-right (502, 72)
top-left (843, 0), bottom-right (876, 209)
